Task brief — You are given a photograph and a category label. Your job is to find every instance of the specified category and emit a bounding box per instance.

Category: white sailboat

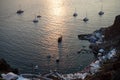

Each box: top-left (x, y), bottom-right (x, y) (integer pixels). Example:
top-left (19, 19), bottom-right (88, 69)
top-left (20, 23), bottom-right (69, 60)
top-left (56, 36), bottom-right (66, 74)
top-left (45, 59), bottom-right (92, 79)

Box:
top-left (83, 12), bottom-right (89, 22)
top-left (33, 15), bottom-right (39, 23)
top-left (73, 8), bottom-right (78, 17)
top-left (98, 0), bottom-right (104, 16)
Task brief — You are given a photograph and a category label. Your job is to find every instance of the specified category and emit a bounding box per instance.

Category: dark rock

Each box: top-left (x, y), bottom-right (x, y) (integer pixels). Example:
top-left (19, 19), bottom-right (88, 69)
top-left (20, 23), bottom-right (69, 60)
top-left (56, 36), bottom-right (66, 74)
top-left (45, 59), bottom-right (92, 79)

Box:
top-left (104, 15), bottom-right (120, 40)
top-left (0, 58), bottom-right (11, 72)
top-left (99, 72), bottom-right (113, 80)
top-left (113, 15), bottom-right (120, 26)
top-left (113, 69), bottom-right (120, 80)
top-left (84, 15), bottom-right (120, 80)
top-left (89, 44), bottom-right (99, 55)
top-left (12, 68), bottom-right (19, 74)
top-left (78, 34), bottom-right (92, 40)
top-left (113, 62), bottom-right (120, 71)
top-left (87, 72), bottom-right (113, 80)
top-left (0, 58), bottom-right (19, 74)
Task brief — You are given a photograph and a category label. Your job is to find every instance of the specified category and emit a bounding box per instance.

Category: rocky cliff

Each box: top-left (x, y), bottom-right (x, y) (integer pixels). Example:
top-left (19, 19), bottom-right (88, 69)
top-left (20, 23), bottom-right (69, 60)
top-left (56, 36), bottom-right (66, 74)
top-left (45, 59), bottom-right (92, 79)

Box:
top-left (85, 15), bottom-right (120, 80)
top-left (0, 58), bottom-right (18, 75)
top-left (104, 15), bottom-right (120, 41)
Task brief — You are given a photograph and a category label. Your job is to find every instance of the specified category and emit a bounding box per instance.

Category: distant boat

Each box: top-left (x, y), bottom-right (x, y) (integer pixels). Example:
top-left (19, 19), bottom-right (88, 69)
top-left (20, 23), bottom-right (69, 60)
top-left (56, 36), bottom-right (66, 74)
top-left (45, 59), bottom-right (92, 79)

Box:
top-left (37, 15), bottom-right (41, 18)
top-left (73, 13), bottom-right (78, 17)
top-left (33, 19), bottom-right (38, 23)
top-left (37, 10), bottom-right (42, 18)
top-left (16, 5), bottom-right (24, 14)
top-left (58, 36), bottom-right (62, 43)
top-left (16, 9), bottom-right (24, 14)
top-left (98, 11), bottom-right (104, 16)
top-left (33, 16), bottom-right (39, 23)
top-left (73, 8), bottom-right (78, 17)
top-left (83, 12), bottom-right (89, 22)
top-left (98, 0), bottom-right (104, 16)
top-left (56, 57), bottom-right (60, 63)
top-left (83, 17), bottom-right (89, 22)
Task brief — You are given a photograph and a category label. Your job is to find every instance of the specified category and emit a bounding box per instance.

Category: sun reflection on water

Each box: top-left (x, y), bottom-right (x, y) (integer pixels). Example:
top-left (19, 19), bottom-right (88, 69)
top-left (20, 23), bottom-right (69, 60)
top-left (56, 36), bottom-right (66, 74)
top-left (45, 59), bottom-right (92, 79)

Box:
top-left (47, 0), bottom-right (66, 16)
top-left (40, 0), bottom-right (68, 56)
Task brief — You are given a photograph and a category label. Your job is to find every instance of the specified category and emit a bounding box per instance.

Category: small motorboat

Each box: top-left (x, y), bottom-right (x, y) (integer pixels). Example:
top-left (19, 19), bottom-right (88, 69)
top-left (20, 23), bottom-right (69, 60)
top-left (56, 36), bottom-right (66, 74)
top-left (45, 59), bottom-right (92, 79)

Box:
top-left (83, 17), bottom-right (89, 22)
top-left (98, 11), bottom-right (104, 16)
top-left (37, 15), bottom-right (41, 18)
top-left (56, 58), bottom-right (60, 63)
top-left (58, 36), bottom-right (62, 43)
top-left (16, 9), bottom-right (24, 14)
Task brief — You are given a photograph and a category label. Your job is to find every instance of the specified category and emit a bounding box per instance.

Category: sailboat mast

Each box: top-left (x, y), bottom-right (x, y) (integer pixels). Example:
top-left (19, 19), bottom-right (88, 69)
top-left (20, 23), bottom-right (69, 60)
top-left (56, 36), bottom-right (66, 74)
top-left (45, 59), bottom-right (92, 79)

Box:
top-left (86, 11), bottom-right (87, 17)
top-left (100, 0), bottom-right (103, 11)
top-left (75, 8), bottom-right (76, 13)
top-left (19, 4), bottom-right (22, 10)
top-left (101, 2), bottom-right (103, 11)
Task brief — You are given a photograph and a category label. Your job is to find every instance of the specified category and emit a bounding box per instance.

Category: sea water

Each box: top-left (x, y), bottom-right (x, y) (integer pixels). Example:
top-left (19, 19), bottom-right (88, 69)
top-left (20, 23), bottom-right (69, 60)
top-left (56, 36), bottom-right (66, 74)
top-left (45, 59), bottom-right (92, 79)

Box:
top-left (0, 0), bottom-right (120, 74)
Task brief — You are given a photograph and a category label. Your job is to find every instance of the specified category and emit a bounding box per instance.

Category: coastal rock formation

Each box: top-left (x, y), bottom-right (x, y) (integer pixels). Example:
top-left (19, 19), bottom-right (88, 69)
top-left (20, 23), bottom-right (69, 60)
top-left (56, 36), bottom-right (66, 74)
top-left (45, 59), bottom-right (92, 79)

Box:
top-left (104, 15), bottom-right (120, 40)
top-left (77, 15), bottom-right (120, 80)
top-left (0, 59), bottom-right (11, 72)
top-left (87, 15), bottom-right (120, 80)
top-left (0, 58), bottom-right (18, 74)
top-left (84, 52), bottom-right (120, 80)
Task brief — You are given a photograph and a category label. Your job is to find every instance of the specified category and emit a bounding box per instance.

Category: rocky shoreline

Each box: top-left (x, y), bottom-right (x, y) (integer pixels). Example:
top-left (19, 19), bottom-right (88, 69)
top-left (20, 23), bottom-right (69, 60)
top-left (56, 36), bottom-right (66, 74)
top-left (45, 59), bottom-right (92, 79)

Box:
top-left (78, 15), bottom-right (120, 80)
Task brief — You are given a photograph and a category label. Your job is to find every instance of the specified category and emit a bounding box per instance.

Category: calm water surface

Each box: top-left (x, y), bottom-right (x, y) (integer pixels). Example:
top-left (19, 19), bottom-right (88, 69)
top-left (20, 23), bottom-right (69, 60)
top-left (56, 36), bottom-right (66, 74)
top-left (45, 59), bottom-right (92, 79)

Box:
top-left (0, 0), bottom-right (120, 74)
